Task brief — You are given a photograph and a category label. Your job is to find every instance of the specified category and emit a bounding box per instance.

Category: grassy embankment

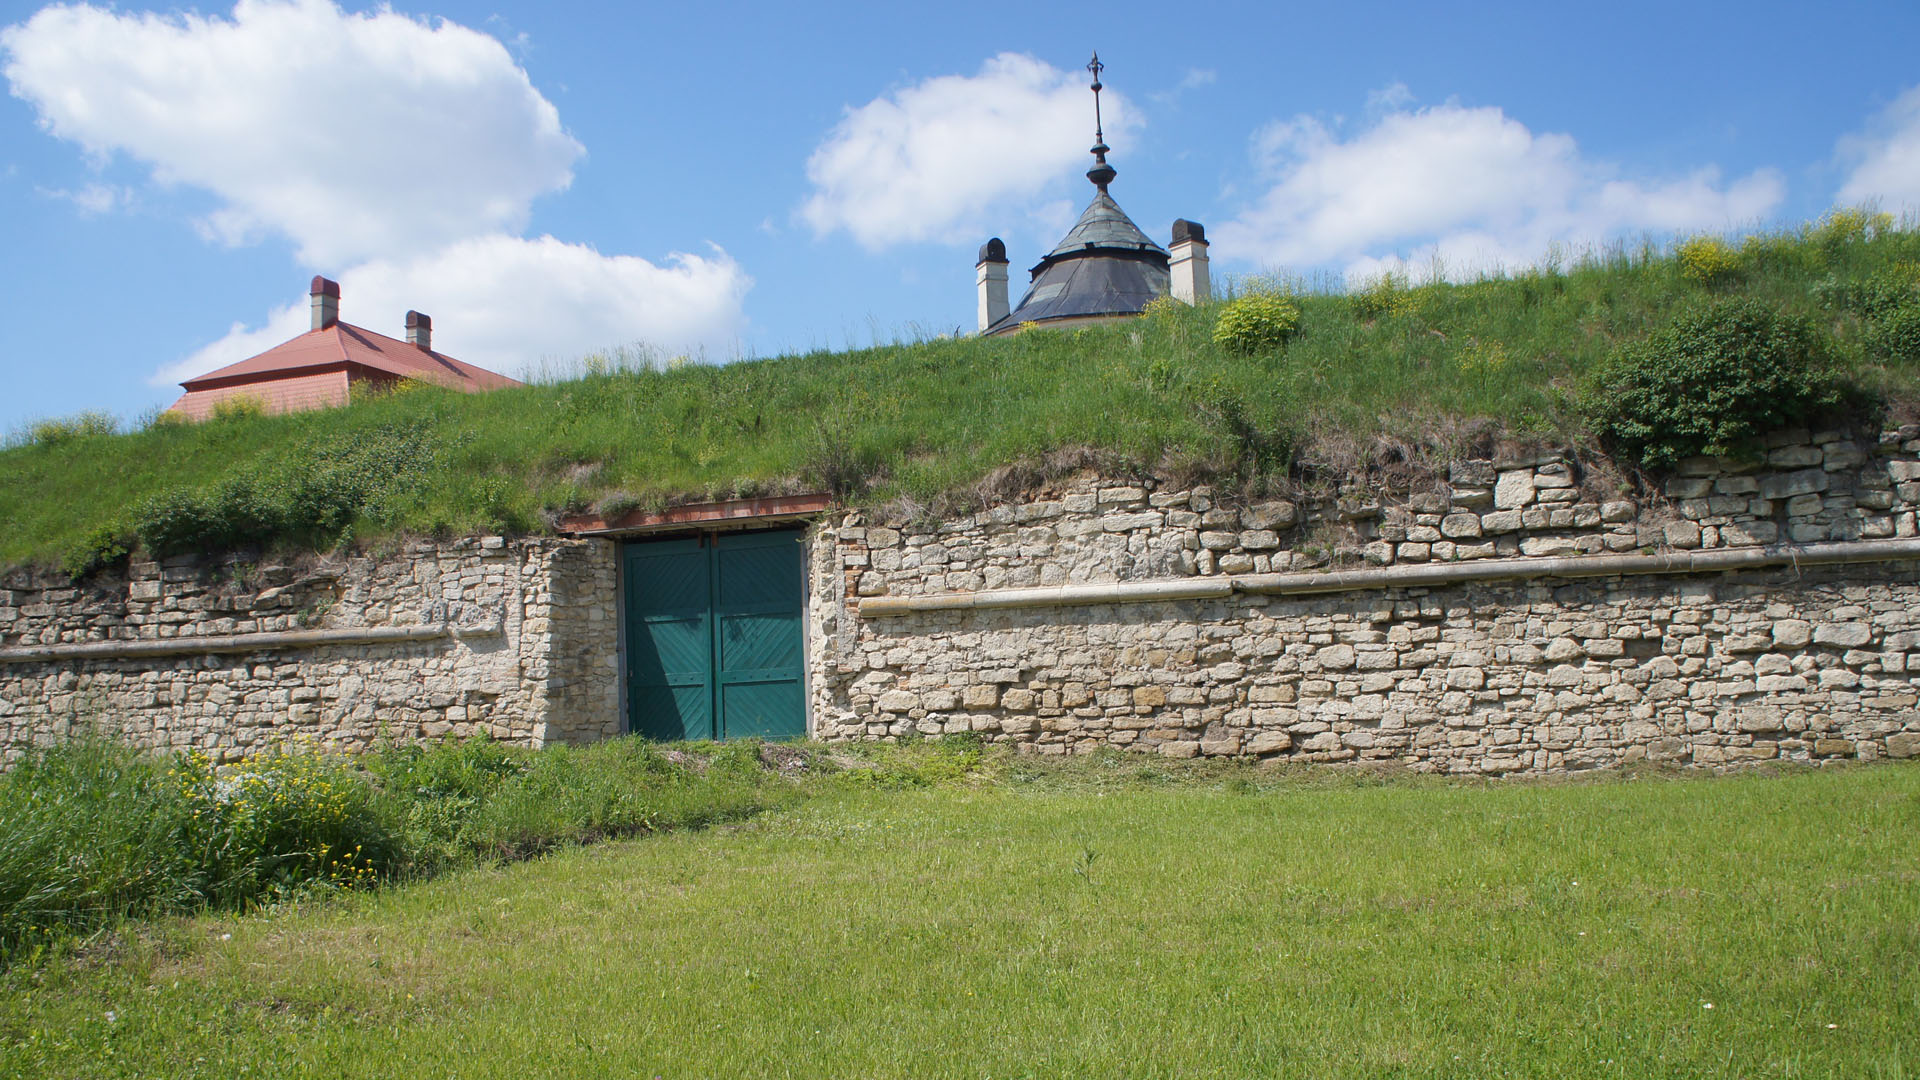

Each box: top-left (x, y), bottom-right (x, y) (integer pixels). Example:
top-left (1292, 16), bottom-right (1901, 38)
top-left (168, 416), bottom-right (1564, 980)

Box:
top-left (0, 753), bottom-right (1914, 1079)
top-left (4, 214), bottom-right (1920, 572)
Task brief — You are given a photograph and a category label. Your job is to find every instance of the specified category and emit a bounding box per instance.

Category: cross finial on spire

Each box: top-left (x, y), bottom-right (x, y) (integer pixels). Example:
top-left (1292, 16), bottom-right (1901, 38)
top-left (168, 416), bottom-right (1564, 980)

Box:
top-left (1086, 50), bottom-right (1116, 192)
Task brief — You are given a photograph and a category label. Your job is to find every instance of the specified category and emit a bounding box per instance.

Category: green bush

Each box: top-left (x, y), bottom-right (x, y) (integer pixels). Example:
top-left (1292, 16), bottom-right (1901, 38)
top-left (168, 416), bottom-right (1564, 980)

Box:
top-left (58, 523), bottom-right (130, 581)
top-left (1871, 304), bottom-right (1920, 366)
top-left (1812, 269), bottom-right (1919, 319)
top-left (1210, 292), bottom-right (1301, 355)
top-left (1584, 299), bottom-right (1847, 469)
top-left (131, 486), bottom-right (228, 556)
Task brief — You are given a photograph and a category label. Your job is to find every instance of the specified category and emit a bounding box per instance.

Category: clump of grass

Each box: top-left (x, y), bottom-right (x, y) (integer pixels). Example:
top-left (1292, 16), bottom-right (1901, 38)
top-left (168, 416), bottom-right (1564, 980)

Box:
top-left (0, 734), bottom-right (988, 963)
top-left (14, 410), bottom-right (118, 448)
top-left (1677, 235), bottom-right (1741, 285)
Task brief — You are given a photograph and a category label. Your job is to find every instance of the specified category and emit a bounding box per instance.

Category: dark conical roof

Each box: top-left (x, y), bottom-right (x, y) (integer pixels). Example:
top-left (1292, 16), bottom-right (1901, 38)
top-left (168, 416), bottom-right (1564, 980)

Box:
top-left (985, 189), bottom-right (1170, 336)
top-left (1045, 191), bottom-right (1168, 259)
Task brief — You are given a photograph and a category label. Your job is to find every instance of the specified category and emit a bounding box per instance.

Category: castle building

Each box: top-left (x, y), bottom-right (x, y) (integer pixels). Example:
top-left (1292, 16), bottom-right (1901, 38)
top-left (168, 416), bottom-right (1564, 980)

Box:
top-left (975, 54), bottom-right (1211, 336)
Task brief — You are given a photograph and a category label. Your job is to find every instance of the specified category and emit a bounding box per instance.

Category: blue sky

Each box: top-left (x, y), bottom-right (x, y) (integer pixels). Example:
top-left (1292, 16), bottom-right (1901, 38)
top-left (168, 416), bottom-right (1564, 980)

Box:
top-left (3, 0), bottom-right (1918, 434)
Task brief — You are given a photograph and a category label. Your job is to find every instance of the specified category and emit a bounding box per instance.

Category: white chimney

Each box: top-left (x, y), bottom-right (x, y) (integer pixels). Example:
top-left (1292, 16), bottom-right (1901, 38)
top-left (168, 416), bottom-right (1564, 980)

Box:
top-left (1169, 220), bottom-right (1210, 305)
top-left (405, 310), bottom-right (432, 352)
top-left (310, 276), bottom-right (340, 330)
top-left (976, 238), bottom-right (1009, 333)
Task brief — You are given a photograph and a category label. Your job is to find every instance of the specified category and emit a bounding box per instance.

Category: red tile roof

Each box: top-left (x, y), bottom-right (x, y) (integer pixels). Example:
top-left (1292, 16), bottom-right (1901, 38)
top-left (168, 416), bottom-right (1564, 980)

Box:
top-left (180, 322), bottom-right (521, 393)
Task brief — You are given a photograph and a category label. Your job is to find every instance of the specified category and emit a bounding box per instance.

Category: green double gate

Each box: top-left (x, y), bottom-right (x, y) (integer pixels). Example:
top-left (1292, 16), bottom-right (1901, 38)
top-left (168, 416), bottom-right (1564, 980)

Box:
top-left (622, 529), bottom-right (807, 741)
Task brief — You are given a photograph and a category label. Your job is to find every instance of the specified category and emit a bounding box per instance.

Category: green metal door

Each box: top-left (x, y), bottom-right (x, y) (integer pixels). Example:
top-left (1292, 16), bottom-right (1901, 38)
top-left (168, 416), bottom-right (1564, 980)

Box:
top-left (623, 530), bottom-right (806, 741)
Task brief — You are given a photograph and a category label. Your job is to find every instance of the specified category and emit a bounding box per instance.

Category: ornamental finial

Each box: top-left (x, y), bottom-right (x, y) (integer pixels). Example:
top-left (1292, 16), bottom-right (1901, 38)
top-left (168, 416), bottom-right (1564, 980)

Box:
top-left (1086, 51), bottom-right (1115, 192)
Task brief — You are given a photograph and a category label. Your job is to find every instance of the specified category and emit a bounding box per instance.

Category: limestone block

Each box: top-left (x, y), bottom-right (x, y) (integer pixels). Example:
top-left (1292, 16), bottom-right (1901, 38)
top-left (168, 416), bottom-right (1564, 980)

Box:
top-left (1815, 623), bottom-right (1873, 648)
top-left (1519, 536), bottom-right (1580, 557)
top-left (1440, 514), bottom-right (1483, 539)
top-left (1664, 521), bottom-right (1703, 549)
top-left (1199, 531), bottom-right (1238, 551)
top-left (1757, 469), bottom-right (1828, 501)
top-left (1132, 686), bottom-right (1168, 707)
top-left (1767, 444), bottom-right (1823, 468)
top-left (1494, 471), bottom-right (1536, 509)
top-left (1886, 732), bottom-right (1920, 758)
top-left (876, 690), bottom-right (919, 713)
top-left (1451, 460), bottom-right (1496, 487)
top-left (1719, 521), bottom-right (1778, 546)
top-left (1243, 501), bottom-right (1299, 530)
top-left (1245, 730), bottom-right (1292, 754)
top-left (1771, 620), bottom-right (1812, 648)
top-left (1316, 644), bottom-right (1357, 670)
top-left (1666, 477), bottom-right (1712, 499)
top-left (1480, 510), bottom-right (1523, 534)
top-left (1238, 530), bottom-right (1281, 550)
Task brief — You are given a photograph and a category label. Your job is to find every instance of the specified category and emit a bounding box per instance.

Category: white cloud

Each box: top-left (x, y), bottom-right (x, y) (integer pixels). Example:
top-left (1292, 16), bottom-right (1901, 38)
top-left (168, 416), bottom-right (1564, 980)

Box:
top-left (1218, 92), bottom-right (1785, 281)
top-left (151, 235), bottom-right (751, 386)
top-left (39, 181), bottom-right (130, 215)
top-left (1837, 84), bottom-right (1920, 212)
top-left (5, 1), bottom-right (755, 390)
top-left (2, 0), bottom-right (583, 266)
top-left (800, 53), bottom-right (1139, 250)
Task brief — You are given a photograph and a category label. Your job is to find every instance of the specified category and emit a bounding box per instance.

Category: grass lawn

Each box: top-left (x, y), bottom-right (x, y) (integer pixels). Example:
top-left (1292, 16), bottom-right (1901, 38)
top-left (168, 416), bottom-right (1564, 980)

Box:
top-left (1, 761), bottom-right (1916, 1078)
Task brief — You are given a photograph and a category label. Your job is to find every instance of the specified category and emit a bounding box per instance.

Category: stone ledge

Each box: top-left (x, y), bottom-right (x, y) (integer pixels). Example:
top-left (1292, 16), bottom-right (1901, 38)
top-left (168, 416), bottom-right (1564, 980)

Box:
top-left (858, 538), bottom-right (1920, 618)
top-left (0, 620), bottom-right (501, 665)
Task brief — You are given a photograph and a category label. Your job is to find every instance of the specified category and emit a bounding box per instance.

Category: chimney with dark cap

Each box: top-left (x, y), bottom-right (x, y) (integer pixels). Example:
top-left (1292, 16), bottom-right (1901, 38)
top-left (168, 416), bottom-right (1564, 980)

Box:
top-left (310, 276), bottom-right (340, 330)
top-left (975, 237), bottom-right (1009, 333)
top-left (405, 310), bottom-right (432, 352)
top-left (1169, 219), bottom-right (1210, 305)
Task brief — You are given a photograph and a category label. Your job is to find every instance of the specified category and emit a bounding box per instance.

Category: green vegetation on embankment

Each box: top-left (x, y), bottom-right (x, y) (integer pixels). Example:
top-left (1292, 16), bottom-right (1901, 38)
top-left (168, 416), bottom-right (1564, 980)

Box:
top-left (6, 209), bottom-right (1920, 573)
top-left (1, 747), bottom-right (1915, 1078)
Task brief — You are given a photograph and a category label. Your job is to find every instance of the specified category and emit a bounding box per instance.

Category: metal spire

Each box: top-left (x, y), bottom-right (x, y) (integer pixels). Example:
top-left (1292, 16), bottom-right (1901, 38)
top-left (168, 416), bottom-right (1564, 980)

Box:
top-left (1086, 51), bottom-right (1116, 192)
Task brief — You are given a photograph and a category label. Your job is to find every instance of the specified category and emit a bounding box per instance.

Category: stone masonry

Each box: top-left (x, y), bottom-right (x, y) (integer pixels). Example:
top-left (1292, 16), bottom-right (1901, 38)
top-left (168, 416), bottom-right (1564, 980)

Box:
top-left (810, 426), bottom-right (1920, 772)
top-left (8, 424), bottom-right (1920, 773)
top-left (0, 537), bottom-right (618, 760)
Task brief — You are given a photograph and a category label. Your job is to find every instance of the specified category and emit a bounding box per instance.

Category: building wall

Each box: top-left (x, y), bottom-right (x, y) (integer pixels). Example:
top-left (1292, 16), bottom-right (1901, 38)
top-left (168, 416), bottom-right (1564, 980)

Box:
top-left (0, 537), bottom-right (619, 760)
top-left (172, 370), bottom-right (350, 420)
top-left (808, 427), bottom-right (1920, 772)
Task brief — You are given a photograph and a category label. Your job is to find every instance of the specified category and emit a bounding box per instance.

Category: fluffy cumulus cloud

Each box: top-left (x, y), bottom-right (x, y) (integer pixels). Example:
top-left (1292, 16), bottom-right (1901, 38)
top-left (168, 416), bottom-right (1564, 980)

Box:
top-left (3, 0), bottom-right (750, 384)
top-left (152, 238), bottom-right (751, 387)
top-left (3, 0), bottom-right (581, 265)
top-left (1218, 91), bottom-right (1785, 281)
top-left (1836, 84), bottom-right (1920, 212)
top-left (801, 53), bottom-right (1139, 250)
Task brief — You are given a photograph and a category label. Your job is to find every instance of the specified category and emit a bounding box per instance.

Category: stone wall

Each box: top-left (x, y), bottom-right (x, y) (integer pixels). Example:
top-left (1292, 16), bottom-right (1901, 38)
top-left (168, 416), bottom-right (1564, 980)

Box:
top-left (809, 427), bottom-right (1920, 772)
top-left (0, 537), bottom-right (620, 760)
top-left (10, 424), bottom-right (1920, 774)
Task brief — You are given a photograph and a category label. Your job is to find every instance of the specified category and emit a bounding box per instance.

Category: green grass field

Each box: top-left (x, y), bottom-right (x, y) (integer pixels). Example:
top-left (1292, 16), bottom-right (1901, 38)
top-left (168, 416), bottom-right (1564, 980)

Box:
top-left (3, 760), bottom-right (1914, 1079)
top-left (5, 213), bottom-right (1920, 572)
